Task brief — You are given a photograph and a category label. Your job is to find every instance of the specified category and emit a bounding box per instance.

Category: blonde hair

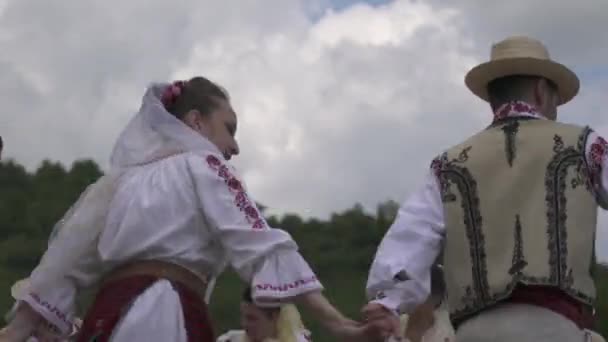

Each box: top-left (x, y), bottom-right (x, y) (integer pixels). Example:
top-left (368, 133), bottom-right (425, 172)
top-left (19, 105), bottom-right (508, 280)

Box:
top-left (241, 304), bottom-right (308, 342)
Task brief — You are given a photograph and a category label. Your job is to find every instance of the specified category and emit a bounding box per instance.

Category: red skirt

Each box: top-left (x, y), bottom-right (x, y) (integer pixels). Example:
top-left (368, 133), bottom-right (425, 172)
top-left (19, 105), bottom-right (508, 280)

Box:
top-left (76, 275), bottom-right (215, 342)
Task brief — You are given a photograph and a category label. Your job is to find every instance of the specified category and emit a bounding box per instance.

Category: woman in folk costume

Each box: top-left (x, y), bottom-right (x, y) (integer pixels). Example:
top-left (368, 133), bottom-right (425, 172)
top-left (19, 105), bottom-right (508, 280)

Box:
top-left (0, 77), bottom-right (374, 342)
top-left (217, 287), bottom-right (312, 342)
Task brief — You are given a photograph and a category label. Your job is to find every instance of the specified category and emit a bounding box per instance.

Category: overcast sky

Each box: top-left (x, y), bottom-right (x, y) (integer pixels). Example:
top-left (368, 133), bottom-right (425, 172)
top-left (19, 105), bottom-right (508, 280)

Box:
top-left (1, 0), bottom-right (608, 259)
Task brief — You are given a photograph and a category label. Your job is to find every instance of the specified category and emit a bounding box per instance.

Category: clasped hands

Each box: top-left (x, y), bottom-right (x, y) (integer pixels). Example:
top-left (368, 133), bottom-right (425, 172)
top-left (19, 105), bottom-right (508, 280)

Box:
top-left (329, 303), bottom-right (400, 342)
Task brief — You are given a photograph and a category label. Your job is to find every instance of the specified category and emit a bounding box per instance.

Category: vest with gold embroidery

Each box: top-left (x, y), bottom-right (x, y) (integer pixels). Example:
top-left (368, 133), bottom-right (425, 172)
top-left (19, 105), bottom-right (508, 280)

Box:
top-left (432, 117), bottom-right (603, 324)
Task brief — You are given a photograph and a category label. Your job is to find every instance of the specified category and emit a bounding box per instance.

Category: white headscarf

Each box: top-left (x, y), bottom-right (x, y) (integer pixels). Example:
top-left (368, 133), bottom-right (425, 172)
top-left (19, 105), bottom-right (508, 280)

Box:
top-left (109, 82), bottom-right (220, 168)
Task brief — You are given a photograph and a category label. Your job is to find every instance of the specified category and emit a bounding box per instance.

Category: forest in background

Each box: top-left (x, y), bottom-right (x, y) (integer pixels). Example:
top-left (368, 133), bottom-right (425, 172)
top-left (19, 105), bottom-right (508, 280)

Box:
top-left (0, 158), bottom-right (606, 340)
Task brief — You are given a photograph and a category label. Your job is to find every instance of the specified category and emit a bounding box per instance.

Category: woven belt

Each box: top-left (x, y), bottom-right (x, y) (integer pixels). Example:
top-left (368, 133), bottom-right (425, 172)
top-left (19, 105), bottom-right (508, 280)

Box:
top-left (505, 285), bottom-right (595, 330)
top-left (102, 260), bottom-right (209, 302)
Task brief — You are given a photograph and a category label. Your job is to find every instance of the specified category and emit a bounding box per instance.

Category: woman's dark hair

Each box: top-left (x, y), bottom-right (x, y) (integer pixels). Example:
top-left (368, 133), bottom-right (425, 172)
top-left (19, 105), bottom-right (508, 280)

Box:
top-left (164, 76), bottom-right (230, 120)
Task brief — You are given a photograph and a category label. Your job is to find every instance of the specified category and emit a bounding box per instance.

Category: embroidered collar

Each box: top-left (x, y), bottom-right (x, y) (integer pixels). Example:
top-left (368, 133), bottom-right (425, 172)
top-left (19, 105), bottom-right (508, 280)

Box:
top-left (493, 101), bottom-right (545, 122)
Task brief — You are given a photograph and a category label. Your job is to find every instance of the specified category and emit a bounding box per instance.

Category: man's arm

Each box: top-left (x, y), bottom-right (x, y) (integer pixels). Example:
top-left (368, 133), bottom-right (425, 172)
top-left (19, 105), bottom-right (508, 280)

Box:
top-left (365, 167), bottom-right (446, 315)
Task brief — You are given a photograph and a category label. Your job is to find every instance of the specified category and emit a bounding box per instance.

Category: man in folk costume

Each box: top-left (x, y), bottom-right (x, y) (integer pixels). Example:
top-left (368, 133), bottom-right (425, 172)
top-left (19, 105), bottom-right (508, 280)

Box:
top-left (0, 77), bottom-right (376, 342)
top-left (362, 36), bottom-right (608, 341)
top-left (217, 287), bottom-right (313, 342)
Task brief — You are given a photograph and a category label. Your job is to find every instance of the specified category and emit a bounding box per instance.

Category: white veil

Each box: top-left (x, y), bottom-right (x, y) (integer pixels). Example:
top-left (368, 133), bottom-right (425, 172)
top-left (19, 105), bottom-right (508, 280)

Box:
top-left (109, 82), bottom-right (220, 168)
top-left (8, 82), bottom-right (221, 331)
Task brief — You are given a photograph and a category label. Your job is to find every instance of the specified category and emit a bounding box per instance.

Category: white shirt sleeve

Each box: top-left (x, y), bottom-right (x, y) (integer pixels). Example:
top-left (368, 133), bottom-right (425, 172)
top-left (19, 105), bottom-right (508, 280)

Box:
top-left (366, 168), bottom-right (445, 315)
top-left (16, 180), bottom-right (106, 336)
top-left (584, 130), bottom-right (608, 208)
top-left (186, 152), bottom-right (322, 307)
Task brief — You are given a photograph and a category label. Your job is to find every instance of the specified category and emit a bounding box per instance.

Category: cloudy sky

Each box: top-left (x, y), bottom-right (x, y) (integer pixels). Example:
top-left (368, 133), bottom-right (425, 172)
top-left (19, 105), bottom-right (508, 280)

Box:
top-left (1, 0), bottom-right (608, 258)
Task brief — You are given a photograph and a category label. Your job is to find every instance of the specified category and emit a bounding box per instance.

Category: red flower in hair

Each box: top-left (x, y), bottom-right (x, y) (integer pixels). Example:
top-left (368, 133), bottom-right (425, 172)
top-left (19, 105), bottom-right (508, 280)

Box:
top-left (161, 80), bottom-right (185, 107)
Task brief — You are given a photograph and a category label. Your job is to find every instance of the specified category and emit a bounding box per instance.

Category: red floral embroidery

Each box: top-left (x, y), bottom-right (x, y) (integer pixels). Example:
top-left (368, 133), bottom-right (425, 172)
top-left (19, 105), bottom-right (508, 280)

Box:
top-left (206, 155), bottom-right (267, 230)
top-left (430, 158), bottom-right (443, 179)
top-left (206, 155), bottom-right (221, 167)
top-left (29, 292), bottom-right (72, 331)
top-left (494, 101), bottom-right (542, 121)
top-left (227, 178), bottom-right (242, 191)
top-left (254, 276), bottom-right (318, 292)
top-left (588, 136), bottom-right (608, 189)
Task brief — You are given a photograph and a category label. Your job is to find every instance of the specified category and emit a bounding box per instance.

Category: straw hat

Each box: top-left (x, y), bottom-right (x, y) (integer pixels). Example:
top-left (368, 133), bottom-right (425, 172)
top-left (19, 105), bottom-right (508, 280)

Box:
top-left (465, 36), bottom-right (579, 105)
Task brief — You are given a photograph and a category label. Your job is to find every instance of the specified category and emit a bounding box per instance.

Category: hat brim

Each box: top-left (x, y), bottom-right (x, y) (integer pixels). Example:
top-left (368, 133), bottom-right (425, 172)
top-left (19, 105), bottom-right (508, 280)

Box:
top-left (465, 57), bottom-right (580, 105)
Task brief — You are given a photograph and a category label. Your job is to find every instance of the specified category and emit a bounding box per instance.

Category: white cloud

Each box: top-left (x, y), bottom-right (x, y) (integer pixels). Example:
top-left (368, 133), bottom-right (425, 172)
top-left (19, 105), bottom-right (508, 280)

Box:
top-left (174, 0), bottom-right (483, 218)
top-left (1, 0), bottom-right (608, 259)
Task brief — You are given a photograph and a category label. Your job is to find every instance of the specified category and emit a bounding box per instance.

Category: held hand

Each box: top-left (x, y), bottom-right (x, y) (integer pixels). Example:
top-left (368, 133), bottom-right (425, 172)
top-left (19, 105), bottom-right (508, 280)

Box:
top-left (361, 303), bottom-right (401, 340)
top-left (0, 327), bottom-right (11, 342)
top-left (0, 302), bottom-right (46, 342)
top-left (0, 325), bottom-right (30, 342)
top-left (329, 318), bottom-right (382, 342)
top-left (32, 322), bottom-right (64, 342)
top-left (362, 302), bottom-right (393, 321)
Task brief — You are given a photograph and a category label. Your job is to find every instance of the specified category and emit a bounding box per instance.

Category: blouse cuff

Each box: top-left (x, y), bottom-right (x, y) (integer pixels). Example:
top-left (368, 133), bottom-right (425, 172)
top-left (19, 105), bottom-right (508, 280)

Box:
top-left (251, 249), bottom-right (323, 307)
top-left (21, 292), bottom-right (74, 336)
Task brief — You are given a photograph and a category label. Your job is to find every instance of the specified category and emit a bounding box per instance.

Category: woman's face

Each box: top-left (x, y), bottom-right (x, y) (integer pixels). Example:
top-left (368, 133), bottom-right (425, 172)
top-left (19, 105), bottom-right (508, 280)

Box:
top-left (183, 98), bottom-right (240, 160)
top-left (239, 301), bottom-right (279, 341)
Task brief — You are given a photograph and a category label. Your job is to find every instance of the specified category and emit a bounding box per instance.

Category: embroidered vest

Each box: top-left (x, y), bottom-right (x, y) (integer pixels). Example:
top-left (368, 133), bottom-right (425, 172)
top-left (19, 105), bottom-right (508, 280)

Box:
top-left (432, 117), bottom-right (602, 324)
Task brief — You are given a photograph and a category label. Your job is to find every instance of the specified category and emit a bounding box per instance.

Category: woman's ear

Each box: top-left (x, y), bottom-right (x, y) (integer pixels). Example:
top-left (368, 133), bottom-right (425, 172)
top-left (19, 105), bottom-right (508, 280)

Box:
top-left (181, 109), bottom-right (201, 130)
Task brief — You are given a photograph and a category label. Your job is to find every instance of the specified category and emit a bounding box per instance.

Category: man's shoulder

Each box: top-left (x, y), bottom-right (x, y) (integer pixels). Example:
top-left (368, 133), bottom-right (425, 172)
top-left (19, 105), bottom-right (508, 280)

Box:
top-left (550, 120), bottom-right (590, 131)
top-left (433, 120), bottom-right (592, 160)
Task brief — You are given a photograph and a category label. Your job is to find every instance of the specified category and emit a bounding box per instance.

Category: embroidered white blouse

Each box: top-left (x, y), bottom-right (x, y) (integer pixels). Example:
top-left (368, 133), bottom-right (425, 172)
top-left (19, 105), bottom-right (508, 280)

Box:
top-left (11, 84), bottom-right (323, 339)
top-left (366, 101), bottom-right (608, 315)
top-left (18, 151), bottom-right (322, 334)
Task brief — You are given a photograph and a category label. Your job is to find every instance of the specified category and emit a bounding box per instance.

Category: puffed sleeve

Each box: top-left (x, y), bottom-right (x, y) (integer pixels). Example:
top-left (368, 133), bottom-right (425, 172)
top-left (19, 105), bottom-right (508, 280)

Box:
top-left (186, 152), bottom-right (322, 307)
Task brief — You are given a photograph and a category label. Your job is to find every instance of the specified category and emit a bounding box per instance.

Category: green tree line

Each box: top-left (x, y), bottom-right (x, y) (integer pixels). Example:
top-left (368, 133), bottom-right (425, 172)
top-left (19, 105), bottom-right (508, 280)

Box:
top-left (0, 158), bottom-right (606, 340)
